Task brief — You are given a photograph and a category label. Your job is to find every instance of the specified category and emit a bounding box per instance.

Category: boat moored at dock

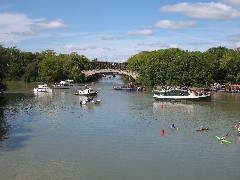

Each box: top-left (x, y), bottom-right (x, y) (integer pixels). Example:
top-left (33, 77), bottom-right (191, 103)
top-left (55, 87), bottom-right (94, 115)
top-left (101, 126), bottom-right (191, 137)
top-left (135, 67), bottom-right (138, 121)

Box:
top-left (153, 89), bottom-right (211, 102)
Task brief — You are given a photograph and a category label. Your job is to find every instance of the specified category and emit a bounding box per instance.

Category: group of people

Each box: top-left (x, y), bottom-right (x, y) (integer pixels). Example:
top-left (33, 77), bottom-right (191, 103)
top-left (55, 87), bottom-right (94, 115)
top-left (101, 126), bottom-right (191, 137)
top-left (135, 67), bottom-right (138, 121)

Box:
top-left (170, 122), bottom-right (240, 141)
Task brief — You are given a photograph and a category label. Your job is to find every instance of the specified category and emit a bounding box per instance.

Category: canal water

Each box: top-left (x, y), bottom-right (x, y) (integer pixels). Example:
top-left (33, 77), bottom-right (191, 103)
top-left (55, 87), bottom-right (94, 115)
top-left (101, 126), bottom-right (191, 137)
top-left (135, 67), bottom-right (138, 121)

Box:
top-left (0, 76), bottom-right (240, 180)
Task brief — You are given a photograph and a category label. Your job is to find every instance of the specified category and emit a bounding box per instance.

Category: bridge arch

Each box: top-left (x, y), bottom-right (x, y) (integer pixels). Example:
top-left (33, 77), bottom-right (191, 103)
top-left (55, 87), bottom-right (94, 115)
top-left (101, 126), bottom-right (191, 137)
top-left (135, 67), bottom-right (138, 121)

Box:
top-left (82, 69), bottom-right (138, 79)
top-left (82, 61), bottom-right (138, 79)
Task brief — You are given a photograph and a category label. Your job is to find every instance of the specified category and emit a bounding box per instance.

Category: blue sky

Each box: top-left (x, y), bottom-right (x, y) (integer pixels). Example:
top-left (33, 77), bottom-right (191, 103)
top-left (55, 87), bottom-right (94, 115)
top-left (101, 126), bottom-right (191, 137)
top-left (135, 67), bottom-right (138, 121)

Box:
top-left (0, 0), bottom-right (240, 62)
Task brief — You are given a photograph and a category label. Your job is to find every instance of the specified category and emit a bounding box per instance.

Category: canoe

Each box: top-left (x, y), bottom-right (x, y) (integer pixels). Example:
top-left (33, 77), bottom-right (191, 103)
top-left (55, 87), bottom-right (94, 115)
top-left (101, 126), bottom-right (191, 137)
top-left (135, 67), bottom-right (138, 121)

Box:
top-left (215, 136), bottom-right (232, 144)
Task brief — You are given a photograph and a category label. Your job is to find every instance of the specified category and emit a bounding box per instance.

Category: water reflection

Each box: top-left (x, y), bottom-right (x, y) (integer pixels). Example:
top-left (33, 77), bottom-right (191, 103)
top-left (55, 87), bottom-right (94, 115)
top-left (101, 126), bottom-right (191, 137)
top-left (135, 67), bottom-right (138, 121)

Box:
top-left (0, 93), bottom-right (34, 151)
top-left (0, 106), bottom-right (10, 147)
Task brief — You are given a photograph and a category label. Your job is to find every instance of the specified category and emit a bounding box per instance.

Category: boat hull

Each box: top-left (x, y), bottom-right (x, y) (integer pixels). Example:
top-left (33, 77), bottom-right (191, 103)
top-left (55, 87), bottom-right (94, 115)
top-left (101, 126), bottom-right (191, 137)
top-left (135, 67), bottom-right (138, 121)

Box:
top-left (113, 86), bottom-right (145, 91)
top-left (75, 92), bottom-right (98, 96)
top-left (153, 96), bottom-right (211, 102)
top-left (75, 88), bottom-right (98, 96)
top-left (153, 89), bottom-right (211, 102)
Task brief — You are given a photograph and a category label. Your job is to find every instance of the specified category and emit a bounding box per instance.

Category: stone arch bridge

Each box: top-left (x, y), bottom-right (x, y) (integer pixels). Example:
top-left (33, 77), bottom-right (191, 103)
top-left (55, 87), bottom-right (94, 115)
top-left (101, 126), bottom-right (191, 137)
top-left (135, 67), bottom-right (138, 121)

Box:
top-left (82, 61), bottom-right (138, 79)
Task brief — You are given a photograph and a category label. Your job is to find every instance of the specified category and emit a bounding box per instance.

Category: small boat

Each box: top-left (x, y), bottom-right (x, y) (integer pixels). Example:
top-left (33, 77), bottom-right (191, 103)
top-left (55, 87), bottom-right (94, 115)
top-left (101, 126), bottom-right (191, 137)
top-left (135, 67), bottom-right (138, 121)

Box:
top-left (196, 127), bottom-right (210, 132)
top-left (113, 86), bottom-right (146, 91)
top-left (215, 136), bottom-right (232, 144)
top-left (80, 97), bottom-right (101, 105)
top-left (34, 84), bottom-right (52, 93)
top-left (53, 80), bottom-right (74, 89)
top-left (75, 88), bottom-right (98, 96)
top-left (153, 89), bottom-right (211, 102)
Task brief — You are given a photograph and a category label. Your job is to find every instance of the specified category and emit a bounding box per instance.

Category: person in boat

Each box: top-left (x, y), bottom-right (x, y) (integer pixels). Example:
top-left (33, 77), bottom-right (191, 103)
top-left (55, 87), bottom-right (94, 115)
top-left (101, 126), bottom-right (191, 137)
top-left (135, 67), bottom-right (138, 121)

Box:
top-left (171, 124), bottom-right (176, 129)
top-left (197, 126), bottom-right (210, 131)
top-left (220, 136), bottom-right (226, 140)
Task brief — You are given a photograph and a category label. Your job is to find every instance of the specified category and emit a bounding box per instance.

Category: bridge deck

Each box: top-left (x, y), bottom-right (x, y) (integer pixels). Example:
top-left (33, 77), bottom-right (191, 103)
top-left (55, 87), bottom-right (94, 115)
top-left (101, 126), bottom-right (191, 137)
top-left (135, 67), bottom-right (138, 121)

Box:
top-left (82, 69), bottom-right (138, 79)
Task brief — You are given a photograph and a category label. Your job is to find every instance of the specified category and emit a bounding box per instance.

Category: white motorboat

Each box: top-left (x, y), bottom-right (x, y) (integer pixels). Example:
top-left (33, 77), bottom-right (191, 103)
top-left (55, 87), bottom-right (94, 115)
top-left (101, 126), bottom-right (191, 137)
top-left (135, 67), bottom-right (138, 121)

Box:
top-left (34, 84), bottom-right (52, 93)
top-left (53, 80), bottom-right (74, 89)
top-left (75, 88), bottom-right (98, 96)
top-left (80, 97), bottom-right (101, 105)
top-left (153, 89), bottom-right (211, 101)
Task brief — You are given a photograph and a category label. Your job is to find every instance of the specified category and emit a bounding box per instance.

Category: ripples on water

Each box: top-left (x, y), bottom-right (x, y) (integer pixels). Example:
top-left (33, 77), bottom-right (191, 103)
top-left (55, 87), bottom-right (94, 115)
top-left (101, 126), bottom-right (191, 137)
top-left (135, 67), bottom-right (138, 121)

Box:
top-left (0, 78), bottom-right (240, 180)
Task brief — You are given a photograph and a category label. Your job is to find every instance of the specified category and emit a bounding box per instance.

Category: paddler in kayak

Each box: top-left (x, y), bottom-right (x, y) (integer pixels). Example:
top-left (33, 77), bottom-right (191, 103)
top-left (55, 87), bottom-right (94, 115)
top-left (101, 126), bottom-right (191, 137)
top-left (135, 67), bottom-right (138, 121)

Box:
top-left (220, 135), bottom-right (227, 140)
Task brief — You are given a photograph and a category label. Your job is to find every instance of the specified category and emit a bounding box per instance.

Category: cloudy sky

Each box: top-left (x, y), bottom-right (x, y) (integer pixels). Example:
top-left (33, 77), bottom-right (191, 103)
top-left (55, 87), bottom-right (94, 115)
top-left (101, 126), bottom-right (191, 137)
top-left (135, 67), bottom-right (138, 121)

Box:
top-left (0, 0), bottom-right (240, 62)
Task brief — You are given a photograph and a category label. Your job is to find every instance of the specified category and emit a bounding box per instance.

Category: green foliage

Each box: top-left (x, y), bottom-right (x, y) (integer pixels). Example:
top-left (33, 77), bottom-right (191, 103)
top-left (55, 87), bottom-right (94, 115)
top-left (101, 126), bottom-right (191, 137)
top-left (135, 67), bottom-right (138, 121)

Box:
top-left (126, 47), bottom-right (240, 87)
top-left (0, 46), bottom-right (8, 94)
top-left (1, 44), bottom-right (240, 96)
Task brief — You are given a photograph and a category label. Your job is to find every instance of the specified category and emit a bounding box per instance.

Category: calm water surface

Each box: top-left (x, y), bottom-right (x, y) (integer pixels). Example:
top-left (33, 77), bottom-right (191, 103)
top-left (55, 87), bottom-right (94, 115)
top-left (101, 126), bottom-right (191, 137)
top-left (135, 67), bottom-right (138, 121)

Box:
top-left (0, 76), bottom-right (240, 180)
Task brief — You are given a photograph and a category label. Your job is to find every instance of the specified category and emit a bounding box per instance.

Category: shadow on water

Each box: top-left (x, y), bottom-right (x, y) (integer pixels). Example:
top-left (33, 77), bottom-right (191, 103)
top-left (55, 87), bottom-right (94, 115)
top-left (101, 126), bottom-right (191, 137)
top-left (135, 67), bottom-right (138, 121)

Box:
top-left (0, 93), bottom-right (34, 153)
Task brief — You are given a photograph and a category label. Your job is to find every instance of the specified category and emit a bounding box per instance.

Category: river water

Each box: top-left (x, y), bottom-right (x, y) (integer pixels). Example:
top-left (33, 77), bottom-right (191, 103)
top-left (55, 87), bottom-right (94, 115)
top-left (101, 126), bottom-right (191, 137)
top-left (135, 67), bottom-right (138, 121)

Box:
top-left (0, 76), bottom-right (240, 180)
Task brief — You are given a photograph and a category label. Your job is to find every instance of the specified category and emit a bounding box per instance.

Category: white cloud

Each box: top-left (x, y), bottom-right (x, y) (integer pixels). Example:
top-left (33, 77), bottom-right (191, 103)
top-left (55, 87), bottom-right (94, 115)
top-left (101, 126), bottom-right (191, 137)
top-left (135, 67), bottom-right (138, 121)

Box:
top-left (227, 33), bottom-right (240, 48)
top-left (137, 41), bottom-right (170, 48)
top-left (153, 20), bottom-right (196, 29)
top-left (227, 33), bottom-right (240, 42)
top-left (126, 29), bottom-right (153, 36)
top-left (60, 44), bottom-right (86, 51)
top-left (161, 2), bottom-right (240, 20)
top-left (0, 12), bottom-right (67, 45)
top-left (31, 19), bottom-right (67, 30)
top-left (0, 5), bottom-right (13, 11)
top-left (236, 41), bottom-right (240, 48)
top-left (188, 42), bottom-right (211, 46)
top-left (0, 12), bottom-right (36, 42)
top-left (226, 0), bottom-right (240, 5)
top-left (101, 36), bottom-right (123, 40)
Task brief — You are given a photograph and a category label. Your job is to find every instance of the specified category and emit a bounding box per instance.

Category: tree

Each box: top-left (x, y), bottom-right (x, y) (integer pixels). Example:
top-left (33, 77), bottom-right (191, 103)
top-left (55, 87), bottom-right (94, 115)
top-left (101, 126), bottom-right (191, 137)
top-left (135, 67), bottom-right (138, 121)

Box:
top-left (0, 46), bottom-right (8, 94)
top-left (38, 50), bottom-right (63, 82)
top-left (206, 46), bottom-right (229, 83)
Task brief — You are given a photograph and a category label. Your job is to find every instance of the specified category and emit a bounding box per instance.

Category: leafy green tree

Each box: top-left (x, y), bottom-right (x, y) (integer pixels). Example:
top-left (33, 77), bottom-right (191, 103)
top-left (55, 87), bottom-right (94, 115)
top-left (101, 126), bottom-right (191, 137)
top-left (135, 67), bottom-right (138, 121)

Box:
top-left (38, 50), bottom-right (63, 82)
top-left (23, 62), bottom-right (39, 82)
top-left (0, 46), bottom-right (8, 94)
top-left (206, 46), bottom-right (229, 83)
top-left (220, 48), bottom-right (240, 83)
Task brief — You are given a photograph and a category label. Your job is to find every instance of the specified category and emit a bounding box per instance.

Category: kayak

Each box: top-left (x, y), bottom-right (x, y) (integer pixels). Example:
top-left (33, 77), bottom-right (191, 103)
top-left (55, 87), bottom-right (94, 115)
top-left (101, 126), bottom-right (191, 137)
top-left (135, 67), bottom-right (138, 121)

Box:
top-left (215, 136), bottom-right (232, 144)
